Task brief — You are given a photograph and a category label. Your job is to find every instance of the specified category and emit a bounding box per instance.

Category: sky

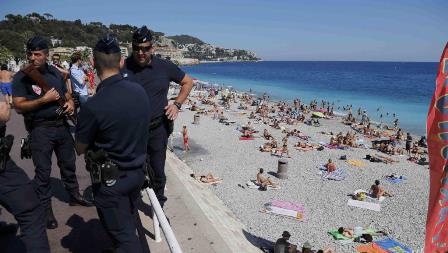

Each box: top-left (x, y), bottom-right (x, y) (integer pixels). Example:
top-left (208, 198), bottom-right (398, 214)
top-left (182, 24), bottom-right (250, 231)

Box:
top-left (0, 0), bottom-right (446, 61)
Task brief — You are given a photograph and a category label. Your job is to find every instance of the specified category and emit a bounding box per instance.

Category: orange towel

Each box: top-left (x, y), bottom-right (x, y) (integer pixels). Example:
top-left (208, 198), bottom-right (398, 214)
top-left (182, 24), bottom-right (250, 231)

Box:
top-left (356, 243), bottom-right (388, 253)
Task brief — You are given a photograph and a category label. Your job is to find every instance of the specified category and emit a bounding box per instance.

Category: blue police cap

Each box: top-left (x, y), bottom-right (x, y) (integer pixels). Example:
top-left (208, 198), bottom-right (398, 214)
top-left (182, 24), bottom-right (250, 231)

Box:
top-left (94, 34), bottom-right (121, 54)
top-left (132, 26), bottom-right (153, 44)
top-left (26, 36), bottom-right (48, 52)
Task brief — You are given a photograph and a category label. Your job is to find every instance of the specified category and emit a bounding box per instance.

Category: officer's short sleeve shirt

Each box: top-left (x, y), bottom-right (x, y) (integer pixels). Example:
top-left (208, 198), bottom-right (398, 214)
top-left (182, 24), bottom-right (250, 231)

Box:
top-left (121, 56), bottom-right (185, 121)
top-left (12, 64), bottom-right (67, 120)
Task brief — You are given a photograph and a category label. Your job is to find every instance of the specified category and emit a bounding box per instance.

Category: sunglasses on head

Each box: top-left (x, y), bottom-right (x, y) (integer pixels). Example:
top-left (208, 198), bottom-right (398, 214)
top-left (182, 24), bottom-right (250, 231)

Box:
top-left (132, 44), bottom-right (152, 53)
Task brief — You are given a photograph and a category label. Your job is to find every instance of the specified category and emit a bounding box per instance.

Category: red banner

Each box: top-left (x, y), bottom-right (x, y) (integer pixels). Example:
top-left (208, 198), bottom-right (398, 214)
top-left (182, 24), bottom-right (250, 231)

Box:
top-left (426, 42), bottom-right (448, 252)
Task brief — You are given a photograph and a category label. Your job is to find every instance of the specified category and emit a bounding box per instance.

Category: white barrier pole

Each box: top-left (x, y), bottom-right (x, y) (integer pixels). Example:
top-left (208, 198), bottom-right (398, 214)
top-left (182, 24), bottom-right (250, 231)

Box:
top-left (145, 188), bottom-right (183, 253)
top-left (153, 212), bottom-right (162, 242)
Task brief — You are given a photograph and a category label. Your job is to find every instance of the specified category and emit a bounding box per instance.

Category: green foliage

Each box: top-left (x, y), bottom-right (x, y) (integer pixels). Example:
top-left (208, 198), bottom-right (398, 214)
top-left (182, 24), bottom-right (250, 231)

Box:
top-left (0, 13), bottom-right (259, 62)
top-left (167, 35), bottom-right (205, 45)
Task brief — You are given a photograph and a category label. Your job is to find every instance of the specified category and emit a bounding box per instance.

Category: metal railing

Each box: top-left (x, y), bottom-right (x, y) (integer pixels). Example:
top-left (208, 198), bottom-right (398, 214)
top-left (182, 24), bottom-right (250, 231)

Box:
top-left (143, 188), bottom-right (183, 253)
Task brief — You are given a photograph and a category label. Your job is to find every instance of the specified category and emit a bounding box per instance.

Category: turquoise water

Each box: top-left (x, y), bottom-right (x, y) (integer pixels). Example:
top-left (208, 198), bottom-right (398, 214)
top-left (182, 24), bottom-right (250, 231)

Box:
top-left (182, 61), bottom-right (437, 135)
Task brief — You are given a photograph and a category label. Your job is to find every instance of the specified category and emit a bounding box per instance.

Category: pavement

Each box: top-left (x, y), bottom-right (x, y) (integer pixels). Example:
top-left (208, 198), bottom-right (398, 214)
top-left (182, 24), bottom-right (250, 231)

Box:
top-left (0, 110), bottom-right (261, 253)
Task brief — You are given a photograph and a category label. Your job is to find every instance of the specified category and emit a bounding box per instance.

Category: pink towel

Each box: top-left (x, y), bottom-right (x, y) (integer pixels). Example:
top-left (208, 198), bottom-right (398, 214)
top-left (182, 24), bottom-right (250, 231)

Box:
top-left (270, 200), bottom-right (304, 212)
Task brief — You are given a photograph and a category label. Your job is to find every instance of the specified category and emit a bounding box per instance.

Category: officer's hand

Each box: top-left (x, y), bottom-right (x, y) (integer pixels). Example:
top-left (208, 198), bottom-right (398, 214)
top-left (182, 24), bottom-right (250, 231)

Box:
top-left (42, 88), bottom-right (60, 103)
top-left (164, 104), bottom-right (179, 120)
top-left (63, 101), bottom-right (75, 115)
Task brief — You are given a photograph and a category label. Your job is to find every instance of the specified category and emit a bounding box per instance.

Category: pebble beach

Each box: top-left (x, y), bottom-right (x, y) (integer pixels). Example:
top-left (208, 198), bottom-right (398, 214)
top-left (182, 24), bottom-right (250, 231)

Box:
top-left (171, 86), bottom-right (428, 252)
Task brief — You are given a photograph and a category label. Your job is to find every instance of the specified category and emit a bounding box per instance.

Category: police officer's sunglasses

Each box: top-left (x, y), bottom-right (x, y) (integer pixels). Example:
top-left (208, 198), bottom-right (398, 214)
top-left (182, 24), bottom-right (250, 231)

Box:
top-left (132, 44), bottom-right (152, 53)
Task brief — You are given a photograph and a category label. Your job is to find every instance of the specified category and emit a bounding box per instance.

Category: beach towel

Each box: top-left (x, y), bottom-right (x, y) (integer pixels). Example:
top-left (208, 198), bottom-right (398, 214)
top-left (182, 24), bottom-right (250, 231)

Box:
top-left (346, 159), bottom-right (367, 168)
top-left (270, 199), bottom-right (304, 212)
top-left (262, 200), bottom-right (304, 220)
top-left (319, 168), bottom-right (346, 181)
top-left (328, 229), bottom-right (352, 240)
top-left (329, 228), bottom-right (381, 241)
top-left (347, 199), bottom-right (381, 212)
top-left (353, 189), bottom-right (385, 202)
top-left (239, 137), bottom-right (255, 140)
top-left (246, 180), bottom-right (281, 190)
top-left (385, 176), bottom-right (406, 184)
top-left (374, 238), bottom-right (412, 253)
top-left (356, 243), bottom-right (388, 253)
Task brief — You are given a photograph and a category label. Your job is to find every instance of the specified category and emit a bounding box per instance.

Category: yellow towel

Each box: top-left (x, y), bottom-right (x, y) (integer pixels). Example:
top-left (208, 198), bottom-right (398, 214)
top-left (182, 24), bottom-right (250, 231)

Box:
top-left (346, 159), bottom-right (367, 168)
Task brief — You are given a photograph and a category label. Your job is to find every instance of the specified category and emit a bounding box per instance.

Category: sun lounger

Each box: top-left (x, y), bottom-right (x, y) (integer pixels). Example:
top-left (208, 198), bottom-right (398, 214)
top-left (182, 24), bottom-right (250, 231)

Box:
top-left (239, 137), bottom-right (255, 140)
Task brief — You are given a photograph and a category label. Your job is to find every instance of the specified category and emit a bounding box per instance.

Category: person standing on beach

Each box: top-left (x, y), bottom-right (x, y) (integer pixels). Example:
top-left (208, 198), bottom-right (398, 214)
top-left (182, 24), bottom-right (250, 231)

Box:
top-left (0, 64), bottom-right (13, 105)
top-left (122, 26), bottom-right (193, 207)
top-left (182, 125), bottom-right (190, 151)
top-left (406, 133), bottom-right (413, 155)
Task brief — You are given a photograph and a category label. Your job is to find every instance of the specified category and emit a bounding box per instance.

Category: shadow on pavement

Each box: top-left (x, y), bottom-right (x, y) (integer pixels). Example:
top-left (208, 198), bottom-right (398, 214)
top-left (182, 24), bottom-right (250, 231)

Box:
top-left (61, 214), bottom-right (112, 253)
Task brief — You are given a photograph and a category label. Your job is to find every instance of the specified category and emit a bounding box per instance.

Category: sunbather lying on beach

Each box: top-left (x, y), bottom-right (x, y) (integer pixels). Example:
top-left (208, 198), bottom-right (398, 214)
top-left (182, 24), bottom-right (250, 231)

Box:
top-left (272, 144), bottom-right (291, 158)
top-left (263, 129), bottom-right (273, 140)
top-left (191, 172), bottom-right (222, 184)
top-left (294, 141), bottom-right (319, 151)
top-left (256, 168), bottom-right (277, 187)
top-left (338, 227), bottom-right (354, 238)
top-left (370, 180), bottom-right (393, 199)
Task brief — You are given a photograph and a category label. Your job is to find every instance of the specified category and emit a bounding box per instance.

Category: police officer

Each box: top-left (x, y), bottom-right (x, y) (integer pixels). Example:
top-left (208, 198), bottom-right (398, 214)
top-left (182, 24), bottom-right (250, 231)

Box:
top-left (12, 36), bottom-right (92, 230)
top-left (75, 35), bottom-right (150, 252)
top-left (122, 26), bottom-right (193, 207)
top-left (0, 96), bottom-right (50, 252)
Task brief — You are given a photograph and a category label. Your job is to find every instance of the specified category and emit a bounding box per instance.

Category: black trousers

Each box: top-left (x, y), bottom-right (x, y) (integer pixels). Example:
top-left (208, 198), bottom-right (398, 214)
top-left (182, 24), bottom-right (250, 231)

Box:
top-left (30, 125), bottom-right (79, 209)
top-left (0, 159), bottom-right (50, 253)
top-left (93, 169), bottom-right (145, 253)
top-left (147, 124), bottom-right (168, 207)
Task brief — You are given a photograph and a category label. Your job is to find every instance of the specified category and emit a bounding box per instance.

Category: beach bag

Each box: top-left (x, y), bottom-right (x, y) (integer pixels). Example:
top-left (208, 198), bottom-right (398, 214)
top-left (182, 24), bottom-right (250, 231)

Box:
top-left (340, 155), bottom-right (347, 160)
top-left (356, 192), bottom-right (366, 201)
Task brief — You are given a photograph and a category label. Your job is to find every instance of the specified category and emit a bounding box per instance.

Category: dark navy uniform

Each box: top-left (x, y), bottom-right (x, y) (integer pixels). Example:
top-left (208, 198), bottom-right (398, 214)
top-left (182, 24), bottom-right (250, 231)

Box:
top-left (12, 38), bottom-right (92, 230)
top-left (76, 35), bottom-right (151, 252)
top-left (0, 107), bottom-right (49, 252)
top-left (122, 47), bottom-right (185, 207)
top-left (0, 159), bottom-right (50, 252)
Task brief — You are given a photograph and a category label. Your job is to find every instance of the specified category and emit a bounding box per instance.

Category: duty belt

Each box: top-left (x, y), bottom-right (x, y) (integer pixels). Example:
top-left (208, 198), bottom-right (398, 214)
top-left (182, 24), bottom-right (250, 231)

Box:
top-left (148, 116), bottom-right (164, 131)
top-left (33, 118), bottom-right (65, 128)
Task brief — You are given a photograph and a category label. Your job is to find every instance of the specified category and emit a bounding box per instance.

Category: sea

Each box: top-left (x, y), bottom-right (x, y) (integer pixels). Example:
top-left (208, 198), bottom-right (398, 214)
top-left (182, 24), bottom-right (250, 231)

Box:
top-left (182, 61), bottom-right (438, 136)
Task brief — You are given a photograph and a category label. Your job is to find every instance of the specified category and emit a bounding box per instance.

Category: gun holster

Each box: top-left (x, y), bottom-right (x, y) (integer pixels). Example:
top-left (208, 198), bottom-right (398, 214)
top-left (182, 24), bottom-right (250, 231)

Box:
top-left (164, 115), bottom-right (174, 136)
top-left (85, 149), bottom-right (120, 185)
top-left (0, 135), bottom-right (14, 173)
top-left (20, 133), bottom-right (32, 160)
top-left (142, 157), bottom-right (156, 189)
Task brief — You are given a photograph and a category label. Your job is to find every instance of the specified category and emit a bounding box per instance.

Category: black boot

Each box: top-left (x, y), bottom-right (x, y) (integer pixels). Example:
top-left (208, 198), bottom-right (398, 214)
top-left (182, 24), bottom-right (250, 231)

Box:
top-left (46, 207), bottom-right (58, 229)
top-left (69, 191), bottom-right (93, 207)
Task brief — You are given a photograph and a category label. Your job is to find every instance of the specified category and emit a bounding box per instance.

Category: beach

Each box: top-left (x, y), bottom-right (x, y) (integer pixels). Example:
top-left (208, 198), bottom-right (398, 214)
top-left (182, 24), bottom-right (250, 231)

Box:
top-left (170, 85), bottom-right (428, 252)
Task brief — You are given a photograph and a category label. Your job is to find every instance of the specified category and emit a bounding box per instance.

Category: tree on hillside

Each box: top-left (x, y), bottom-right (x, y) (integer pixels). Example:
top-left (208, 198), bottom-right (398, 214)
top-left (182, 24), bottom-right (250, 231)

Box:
top-left (43, 13), bottom-right (53, 20)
